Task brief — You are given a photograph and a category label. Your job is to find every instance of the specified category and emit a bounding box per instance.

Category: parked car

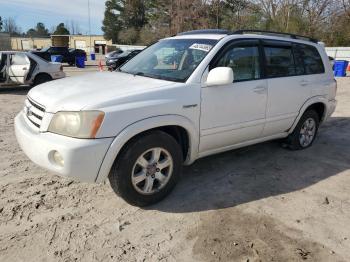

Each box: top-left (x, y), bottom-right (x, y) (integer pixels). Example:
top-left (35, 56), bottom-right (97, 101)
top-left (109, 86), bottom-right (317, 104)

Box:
top-left (105, 49), bottom-right (123, 59)
top-left (69, 48), bottom-right (87, 62)
top-left (31, 46), bottom-right (85, 66)
top-left (106, 49), bottom-right (143, 71)
top-left (15, 29), bottom-right (337, 206)
top-left (0, 51), bottom-right (65, 87)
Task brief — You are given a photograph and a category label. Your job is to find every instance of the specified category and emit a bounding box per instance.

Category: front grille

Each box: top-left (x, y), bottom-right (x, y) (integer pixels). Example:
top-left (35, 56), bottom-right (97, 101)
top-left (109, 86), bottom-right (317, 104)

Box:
top-left (24, 98), bottom-right (46, 129)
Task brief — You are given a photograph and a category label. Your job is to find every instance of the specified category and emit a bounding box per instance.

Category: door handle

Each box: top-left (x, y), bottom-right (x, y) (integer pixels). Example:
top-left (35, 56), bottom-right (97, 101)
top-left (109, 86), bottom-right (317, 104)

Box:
top-left (253, 86), bottom-right (267, 94)
top-left (22, 67), bottom-right (28, 70)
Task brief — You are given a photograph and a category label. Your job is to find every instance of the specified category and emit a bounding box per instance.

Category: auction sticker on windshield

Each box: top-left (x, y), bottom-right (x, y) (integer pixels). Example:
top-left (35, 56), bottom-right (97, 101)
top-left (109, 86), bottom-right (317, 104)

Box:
top-left (189, 43), bottom-right (213, 52)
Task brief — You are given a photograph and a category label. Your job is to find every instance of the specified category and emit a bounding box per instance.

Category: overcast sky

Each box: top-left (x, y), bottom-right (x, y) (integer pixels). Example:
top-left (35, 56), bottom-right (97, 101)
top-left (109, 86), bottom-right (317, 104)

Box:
top-left (0, 0), bottom-right (105, 34)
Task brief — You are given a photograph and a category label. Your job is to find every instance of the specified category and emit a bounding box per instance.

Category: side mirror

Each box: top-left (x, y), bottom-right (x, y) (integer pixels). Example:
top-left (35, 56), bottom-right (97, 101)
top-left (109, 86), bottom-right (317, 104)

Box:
top-left (206, 67), bottom-right (234, 87)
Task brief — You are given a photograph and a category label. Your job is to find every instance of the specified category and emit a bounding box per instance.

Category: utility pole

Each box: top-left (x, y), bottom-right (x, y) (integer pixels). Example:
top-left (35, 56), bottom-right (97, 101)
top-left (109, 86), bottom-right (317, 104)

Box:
top-left (88, 0), bottom-right (92, 54)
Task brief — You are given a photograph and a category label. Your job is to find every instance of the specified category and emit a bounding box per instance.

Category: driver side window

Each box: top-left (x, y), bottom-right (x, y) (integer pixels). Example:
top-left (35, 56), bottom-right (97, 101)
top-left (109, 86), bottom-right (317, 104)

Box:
top-left (215, 45), bottom-right (261, 82)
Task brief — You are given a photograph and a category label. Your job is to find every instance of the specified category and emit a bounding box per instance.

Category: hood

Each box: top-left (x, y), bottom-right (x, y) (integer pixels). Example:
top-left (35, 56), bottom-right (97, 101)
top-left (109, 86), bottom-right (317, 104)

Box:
top-left (28, 72), bottom-right (175, 113)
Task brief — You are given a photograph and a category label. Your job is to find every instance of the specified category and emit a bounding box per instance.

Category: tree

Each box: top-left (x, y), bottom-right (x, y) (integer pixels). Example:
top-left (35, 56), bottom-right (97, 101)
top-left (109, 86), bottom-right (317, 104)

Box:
top-left (26, 22), bottom-right (49, 37)
top-left (0, 16), bottom-right (3, 32)
top-left (53, 23), bottom-right (70, 35)
top-left (3, 17), bottom-right (21, 36)
top-left (102, 0), bottom-right (124, 43)
top-left (66, 20), bottom-right (82, 35)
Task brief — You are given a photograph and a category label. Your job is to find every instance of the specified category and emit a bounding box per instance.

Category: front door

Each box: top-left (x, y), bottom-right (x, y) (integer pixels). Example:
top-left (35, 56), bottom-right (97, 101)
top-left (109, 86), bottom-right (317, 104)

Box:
top-left (200, 40), bottom-right (268, 155)
top-left (8, 53), bottom-right (30, 84)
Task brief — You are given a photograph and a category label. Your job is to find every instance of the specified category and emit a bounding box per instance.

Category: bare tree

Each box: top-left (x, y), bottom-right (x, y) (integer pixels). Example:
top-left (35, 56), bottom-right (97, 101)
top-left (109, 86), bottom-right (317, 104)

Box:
top-left (3, 17), bottom-right (21, 36)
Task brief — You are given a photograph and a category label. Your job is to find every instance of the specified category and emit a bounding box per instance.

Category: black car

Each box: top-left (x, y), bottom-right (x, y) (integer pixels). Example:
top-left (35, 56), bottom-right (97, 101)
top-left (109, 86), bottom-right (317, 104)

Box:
top-left (106, 50), bottom-right (142, 71)
top-left (31, 47), bottom-right (86, 66)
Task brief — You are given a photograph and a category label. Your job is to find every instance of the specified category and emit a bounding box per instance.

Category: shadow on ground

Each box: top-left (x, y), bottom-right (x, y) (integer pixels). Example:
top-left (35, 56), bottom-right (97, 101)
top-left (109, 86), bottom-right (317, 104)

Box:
top-left (150, 116), bottom-right (350, 213)
top-left (0, 86), bottom-right (31, 95)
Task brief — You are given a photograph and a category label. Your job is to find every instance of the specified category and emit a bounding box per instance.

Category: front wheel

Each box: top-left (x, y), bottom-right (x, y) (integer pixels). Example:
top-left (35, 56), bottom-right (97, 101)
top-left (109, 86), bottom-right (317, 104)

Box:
top-left (286, 109), bottom-right (320, 150)
top-left (108, 131), bottom-right (183, 206)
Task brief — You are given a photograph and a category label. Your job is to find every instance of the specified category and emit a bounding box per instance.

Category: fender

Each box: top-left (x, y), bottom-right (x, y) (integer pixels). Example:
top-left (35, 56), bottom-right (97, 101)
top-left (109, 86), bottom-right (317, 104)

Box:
top-left (95, 114), bottom-right (199, 183)
top-left (288, 95), bottom-right (328, 134)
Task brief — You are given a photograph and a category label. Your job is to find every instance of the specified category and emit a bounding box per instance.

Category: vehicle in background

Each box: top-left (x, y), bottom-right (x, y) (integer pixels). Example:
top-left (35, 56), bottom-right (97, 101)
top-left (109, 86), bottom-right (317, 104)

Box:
top-left (0, 51), bottom-right (65, 87)
top-left (31, 47), bottom-right (86, 66)
top-left (106, 49), bottom-right (143, 71)
top-left (69, 48), bottom-right (87, 62)
top-left (105, 49), bottom-right (123, 59)
top-left (15, 29), bottom-right (336, 206)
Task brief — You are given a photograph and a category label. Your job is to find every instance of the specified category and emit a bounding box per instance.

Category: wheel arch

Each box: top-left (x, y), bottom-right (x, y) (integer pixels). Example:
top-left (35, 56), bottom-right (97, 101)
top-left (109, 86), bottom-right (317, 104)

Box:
top-left (33, 72), bottom-right (53, 85)
top-left (95, 115), bottom-right (199, 183)
top-left (289, 96), bottom-right (328, 134)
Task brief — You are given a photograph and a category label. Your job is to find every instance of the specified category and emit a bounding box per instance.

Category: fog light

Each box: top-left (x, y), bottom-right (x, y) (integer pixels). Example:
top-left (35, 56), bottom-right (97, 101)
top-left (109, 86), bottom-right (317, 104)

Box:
top-left (52, 151), bottom-right (64, 167)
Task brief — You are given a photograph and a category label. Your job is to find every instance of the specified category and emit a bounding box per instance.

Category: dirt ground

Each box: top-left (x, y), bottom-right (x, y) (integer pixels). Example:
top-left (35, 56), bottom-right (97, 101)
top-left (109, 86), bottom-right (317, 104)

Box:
top-left (0, 72), bottom-right (350, 262)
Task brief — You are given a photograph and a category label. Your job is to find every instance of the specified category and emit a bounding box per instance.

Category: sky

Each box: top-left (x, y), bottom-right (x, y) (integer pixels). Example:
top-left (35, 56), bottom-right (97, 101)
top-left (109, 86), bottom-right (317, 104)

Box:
top-left (0, 0), bottom-right (105, 35)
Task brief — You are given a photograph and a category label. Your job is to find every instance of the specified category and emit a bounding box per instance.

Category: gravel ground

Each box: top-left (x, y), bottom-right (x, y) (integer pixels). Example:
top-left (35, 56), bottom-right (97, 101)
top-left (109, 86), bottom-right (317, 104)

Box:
top-left (0, 74), bottom-right (350, 262)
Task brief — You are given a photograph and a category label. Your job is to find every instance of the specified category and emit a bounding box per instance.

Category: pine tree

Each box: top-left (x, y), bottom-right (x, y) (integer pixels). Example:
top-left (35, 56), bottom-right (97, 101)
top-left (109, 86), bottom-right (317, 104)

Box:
top-left (101, 0), bottom-right (124, 43)
top-left (53, 23), bottom-right (70, 35)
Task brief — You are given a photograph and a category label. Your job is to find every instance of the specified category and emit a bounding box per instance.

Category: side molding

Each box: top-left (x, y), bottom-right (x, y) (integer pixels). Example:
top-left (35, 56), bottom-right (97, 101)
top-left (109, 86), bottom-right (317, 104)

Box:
top-left (95, 115), bottom-right (199, 183)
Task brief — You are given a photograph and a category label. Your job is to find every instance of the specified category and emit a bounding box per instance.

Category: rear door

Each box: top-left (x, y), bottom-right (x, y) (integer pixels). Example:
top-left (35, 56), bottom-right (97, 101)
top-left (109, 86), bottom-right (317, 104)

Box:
top-left (8, 53), bottom-right (30, 84)
top-left (262, 40), bottom-right (311, 136)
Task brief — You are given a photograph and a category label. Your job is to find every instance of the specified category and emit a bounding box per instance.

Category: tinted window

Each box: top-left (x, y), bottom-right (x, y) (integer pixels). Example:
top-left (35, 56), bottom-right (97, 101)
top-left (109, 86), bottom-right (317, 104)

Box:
top-left (264, 46), bottom-right (295, 77)
top-left (292, 45), bottom-right (305, 75)
top-left (301, 45), bottom-right (324, 74)
top-left (215, 46), bottom-right (261, 81)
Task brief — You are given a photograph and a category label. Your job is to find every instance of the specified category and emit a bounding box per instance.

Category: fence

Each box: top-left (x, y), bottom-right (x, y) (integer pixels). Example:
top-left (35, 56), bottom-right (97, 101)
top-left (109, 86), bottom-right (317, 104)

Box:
top-left (326, 47), bottom-right (350, 61)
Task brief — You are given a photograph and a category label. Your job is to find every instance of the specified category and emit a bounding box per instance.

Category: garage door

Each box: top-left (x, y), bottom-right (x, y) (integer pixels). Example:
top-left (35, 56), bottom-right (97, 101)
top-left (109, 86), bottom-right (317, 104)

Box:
top-left (21, 40), bottom-right (31, 50)
top-left (75, 40), bottom-right (86, 51)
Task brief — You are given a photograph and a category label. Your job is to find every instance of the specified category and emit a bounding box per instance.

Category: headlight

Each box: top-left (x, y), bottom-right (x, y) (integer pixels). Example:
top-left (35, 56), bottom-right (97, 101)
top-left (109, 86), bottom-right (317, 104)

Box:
top-left (48, 111), bottom-right (105, 138)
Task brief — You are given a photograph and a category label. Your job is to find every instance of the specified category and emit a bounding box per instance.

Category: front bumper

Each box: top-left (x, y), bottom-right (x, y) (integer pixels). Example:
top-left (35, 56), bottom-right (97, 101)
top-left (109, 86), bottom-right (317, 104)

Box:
top-left (15, 111), bottom-right (113, 182)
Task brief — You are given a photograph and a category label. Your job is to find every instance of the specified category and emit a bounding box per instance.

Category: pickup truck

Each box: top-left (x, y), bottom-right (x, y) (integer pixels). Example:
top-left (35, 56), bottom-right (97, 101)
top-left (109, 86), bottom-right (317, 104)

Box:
top-left (31, 47), bottom-right (86, 66)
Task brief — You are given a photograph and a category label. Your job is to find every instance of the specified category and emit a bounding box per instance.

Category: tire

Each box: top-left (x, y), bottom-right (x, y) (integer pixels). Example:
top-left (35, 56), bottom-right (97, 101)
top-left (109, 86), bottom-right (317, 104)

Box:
top-left (33, 74), bottom-right (52, 86)
top-left (286, 109), bottom-right (320, 150)
top-left (109, 131), bottom-right (183, 206)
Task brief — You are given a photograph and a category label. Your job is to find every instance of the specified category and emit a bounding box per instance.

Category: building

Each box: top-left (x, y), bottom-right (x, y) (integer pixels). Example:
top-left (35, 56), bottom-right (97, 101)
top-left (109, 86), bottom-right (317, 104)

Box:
top-left (51, 35), bottom-right (113, 54)
top-left (11, 37), bottom-right (51, 51)
top-left (9, 35), bottom-right (113, 54)
top-left (0, 33), bottom-right (11, 51)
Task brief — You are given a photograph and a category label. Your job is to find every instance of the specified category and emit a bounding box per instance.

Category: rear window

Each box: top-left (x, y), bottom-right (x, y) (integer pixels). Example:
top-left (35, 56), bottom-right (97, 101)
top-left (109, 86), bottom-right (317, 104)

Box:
top-left (297, 44), bottom-right (325, 74)
top-left (264, 46), bottom-right (295, 78)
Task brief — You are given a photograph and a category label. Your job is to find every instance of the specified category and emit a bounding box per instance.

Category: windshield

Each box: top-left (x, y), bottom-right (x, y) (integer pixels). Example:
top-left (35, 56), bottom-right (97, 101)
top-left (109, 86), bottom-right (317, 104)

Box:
top-left (120, 38), bottom-right (218, 82)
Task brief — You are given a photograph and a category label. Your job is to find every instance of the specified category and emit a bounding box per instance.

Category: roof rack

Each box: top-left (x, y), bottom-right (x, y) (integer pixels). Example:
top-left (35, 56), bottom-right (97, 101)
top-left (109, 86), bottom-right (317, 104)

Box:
top-left (177, 29), bottom-right (230, 36)
top-left (232, 30), bottom-right (319, 43)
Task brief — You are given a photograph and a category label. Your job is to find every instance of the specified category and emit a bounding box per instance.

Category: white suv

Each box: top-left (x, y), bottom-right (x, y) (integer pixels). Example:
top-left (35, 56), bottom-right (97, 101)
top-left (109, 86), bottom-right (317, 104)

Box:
top-left (15, 30), bottom-right (337, 206)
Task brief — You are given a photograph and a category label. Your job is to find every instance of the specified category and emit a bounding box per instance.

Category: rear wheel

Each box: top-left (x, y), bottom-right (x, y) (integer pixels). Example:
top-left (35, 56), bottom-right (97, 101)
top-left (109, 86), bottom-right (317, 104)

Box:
top-left (108, 131), bottom-right (183, 206)
top-left (33, 74), bottom-right (52, 86)
top-left (286, 110), bottom-right (319, 150)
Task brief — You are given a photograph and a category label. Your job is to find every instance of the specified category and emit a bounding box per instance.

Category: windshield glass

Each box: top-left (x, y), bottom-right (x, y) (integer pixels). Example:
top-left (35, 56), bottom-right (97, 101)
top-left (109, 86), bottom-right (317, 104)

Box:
top-left (120, 38), bottom-right (218, 82)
